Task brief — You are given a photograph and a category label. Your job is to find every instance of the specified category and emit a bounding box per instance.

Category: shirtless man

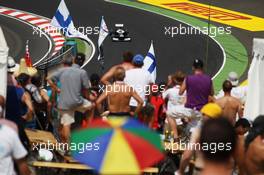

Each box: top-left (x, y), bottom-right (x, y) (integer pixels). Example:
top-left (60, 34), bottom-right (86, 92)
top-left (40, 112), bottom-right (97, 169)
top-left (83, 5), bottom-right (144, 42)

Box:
top-left (100, 51), bottom-right (134, 85)
top-left (245, 115), bottom-right (264, 175)
top-left (96, 66), bottom-right (143, 116)
top-left (216, 80), bottom-right (243, 126)
top-left (233, 119), bottom-right (250, 175)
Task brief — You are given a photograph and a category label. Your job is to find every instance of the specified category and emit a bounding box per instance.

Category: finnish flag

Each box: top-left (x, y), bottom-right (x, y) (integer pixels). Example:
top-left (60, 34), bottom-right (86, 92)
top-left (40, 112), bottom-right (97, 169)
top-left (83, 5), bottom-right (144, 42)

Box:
top-left (51, 0), bottom-right (89, 42)
top-left (143, 41), bottom-right (157, 82)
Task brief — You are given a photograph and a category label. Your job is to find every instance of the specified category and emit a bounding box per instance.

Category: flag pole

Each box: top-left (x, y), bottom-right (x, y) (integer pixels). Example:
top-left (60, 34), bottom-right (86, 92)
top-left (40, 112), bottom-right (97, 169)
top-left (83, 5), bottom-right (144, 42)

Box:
top-left (97, 15), bottom-right (108, 74)
top-left (99, 45), bottom-right (105, 73)
top-left (205, 0), bottom-right (212, 72)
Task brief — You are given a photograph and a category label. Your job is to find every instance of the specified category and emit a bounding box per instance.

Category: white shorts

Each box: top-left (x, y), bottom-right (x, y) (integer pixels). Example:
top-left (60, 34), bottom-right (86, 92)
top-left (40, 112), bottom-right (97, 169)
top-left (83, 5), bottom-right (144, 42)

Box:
top-left (166, 105), bottom-right (202, 119)
top-left (60, 99), bottom-right (92, 126)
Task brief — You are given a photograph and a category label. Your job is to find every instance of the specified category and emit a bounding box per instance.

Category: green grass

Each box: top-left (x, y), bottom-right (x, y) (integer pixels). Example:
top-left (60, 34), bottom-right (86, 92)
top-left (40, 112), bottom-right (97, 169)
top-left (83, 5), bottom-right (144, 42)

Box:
top-left (74, 38), bottom-right (86, 54)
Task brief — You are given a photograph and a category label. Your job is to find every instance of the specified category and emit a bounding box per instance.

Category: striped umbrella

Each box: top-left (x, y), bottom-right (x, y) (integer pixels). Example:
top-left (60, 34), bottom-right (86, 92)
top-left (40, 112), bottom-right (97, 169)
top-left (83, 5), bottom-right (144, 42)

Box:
top-left (71, 117), bottom-right (164, 174)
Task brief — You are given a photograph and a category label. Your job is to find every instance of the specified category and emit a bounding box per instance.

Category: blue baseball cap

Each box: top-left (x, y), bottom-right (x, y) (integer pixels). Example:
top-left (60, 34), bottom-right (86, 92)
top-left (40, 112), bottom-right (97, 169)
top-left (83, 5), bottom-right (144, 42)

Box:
top-left (132, 54), bottom-right (144, 65)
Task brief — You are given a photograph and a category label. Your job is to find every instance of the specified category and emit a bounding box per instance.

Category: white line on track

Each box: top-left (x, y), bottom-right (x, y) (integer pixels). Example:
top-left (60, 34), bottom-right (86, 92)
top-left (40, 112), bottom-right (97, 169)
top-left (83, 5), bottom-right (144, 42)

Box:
top-left (0, 13), bottom-right (52, 66)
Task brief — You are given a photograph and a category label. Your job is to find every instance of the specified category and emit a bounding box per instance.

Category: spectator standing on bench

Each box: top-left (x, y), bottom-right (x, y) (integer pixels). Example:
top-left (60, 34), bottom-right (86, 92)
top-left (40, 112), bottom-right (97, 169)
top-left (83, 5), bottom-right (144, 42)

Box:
top-left (163, 71), bottom-right (186, 141)
top-left (124, 54), bottom-right (154, 117)
top-left (96, 66), bottom-right (143, 117)
top-left (47, 53), bottom-right (94, 145)
top-left (179, 59), bottom-right (214, 117)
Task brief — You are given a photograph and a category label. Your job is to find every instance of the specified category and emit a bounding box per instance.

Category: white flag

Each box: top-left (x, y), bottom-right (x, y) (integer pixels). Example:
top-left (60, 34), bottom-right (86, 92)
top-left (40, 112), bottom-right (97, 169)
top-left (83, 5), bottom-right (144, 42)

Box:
top-left (244, 38), bottom-right (264, 121)
top-left (98, 16), bottom-right (109, 48)
top-left (0, 26), bottom-right (9, 98)
top-left (143, 41), bottom-right (157, 82)
top-left (51, 0), bottom-right (90, 42)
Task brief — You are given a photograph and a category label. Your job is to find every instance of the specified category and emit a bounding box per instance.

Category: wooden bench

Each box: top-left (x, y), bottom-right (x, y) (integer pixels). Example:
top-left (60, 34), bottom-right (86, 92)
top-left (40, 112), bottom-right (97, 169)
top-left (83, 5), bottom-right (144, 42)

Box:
top-left (25, 128), bottom-right (58, 145)
top-left (31, 161), bottom-right (159, 174)
top-left (25, 129), bottom-right (159, 174)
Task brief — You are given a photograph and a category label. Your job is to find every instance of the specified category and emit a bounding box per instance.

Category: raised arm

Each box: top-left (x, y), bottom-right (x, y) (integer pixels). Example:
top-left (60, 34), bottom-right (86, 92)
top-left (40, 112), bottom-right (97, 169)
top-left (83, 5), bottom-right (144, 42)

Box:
top-left (131, 87), bottom-right (143, 115)
top-left (101, 65), bottom-right (117, 85)
top-left (46, 78), bottom-right (60, 93)
top-left (22, 92), bottom-right (34, 120)
top-left (238, 101), bottom-right (244, 118)
top-left (96, 90), bottom-right (108, 114)
top-left (179, 79), bottom-right (186, 95)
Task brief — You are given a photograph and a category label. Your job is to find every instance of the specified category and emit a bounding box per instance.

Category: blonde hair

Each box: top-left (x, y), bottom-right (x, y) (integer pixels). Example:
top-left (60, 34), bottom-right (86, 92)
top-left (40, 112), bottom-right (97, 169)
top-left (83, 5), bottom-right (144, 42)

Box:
top-left (114, 66), bottom-right (126, 81)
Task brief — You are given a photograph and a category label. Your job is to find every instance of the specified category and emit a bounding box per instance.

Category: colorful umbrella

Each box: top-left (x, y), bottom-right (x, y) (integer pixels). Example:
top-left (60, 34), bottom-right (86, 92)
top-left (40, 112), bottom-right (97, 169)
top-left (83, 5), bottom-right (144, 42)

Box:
top-left (71, 117), bottom-right (164, 174)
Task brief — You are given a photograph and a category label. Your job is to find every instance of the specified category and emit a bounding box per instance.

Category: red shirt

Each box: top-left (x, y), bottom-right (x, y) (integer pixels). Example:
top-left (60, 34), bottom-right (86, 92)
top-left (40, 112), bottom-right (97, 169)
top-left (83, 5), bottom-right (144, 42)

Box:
top-left (150, 95), bottom-right (164, 129)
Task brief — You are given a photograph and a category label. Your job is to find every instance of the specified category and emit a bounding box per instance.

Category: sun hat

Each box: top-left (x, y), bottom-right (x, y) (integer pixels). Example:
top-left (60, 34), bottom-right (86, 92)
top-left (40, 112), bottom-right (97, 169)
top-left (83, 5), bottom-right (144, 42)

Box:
top-left (15, 58), bottom-right (37, 77)
top-left (227, 72), bottom-right (239, 86)
top-left (7, 56), bottom-right (19, 73)
top-left (201, 103), bottom-right (222, 118)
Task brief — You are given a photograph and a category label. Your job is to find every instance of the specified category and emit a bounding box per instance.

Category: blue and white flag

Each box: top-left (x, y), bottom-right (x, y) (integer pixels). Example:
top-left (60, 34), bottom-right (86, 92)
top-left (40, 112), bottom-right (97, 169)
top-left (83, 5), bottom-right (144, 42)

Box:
top-left (143, 41), bottom-right (156, 82)
top-left (97, 16), bottom-right (109, 60)
top-left (51, 0), bottom-right (89, 42)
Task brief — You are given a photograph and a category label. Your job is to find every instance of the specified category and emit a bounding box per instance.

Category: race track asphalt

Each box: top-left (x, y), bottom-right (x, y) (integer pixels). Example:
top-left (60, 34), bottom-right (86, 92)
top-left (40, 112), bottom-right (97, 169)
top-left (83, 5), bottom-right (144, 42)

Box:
top-left (0, 15), bottom-right (51, 64)
top-left (0, 0), bottom-right (223, 83)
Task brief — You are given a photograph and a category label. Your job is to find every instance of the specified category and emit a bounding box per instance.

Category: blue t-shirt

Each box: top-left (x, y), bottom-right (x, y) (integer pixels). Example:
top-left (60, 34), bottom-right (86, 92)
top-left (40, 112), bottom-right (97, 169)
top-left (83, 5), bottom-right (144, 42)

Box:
top-left (6, 86), bottom-right (22, 125)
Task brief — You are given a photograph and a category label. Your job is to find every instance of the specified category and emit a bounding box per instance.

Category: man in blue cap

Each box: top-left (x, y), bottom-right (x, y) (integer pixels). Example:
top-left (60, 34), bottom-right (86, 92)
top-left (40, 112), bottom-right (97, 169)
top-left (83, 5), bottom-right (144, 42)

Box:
top-left (124, 54), bottom-right (154, 116)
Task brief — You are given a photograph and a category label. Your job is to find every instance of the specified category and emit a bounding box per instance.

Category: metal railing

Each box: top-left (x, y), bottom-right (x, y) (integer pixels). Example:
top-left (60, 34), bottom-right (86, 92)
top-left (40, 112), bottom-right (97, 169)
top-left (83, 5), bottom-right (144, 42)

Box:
top-left (36, 46), bottom-right (74, 70)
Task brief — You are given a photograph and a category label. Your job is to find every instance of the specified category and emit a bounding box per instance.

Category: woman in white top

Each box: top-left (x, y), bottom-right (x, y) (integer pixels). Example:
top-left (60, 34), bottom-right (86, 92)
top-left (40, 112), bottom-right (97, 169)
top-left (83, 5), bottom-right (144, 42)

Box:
top-left (163, 71), bottom-right (186, 142)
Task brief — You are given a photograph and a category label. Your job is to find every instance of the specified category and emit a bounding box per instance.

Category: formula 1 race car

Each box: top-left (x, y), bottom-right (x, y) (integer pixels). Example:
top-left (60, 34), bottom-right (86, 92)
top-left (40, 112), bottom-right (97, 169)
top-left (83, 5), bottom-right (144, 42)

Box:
top-left (110, 24), bottom-right (131, 42)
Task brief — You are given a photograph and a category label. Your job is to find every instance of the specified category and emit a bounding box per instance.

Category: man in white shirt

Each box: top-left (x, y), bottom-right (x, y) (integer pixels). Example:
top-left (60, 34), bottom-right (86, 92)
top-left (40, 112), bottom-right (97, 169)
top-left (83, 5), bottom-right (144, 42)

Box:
top-left (0, 124), bottom-right (32, 175)
top-left (124, 54), bottom-right (154, 115)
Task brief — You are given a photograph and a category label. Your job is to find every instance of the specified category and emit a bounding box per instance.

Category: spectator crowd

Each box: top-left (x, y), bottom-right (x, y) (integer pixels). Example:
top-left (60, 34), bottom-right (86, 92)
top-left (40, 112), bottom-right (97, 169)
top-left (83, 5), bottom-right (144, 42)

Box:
top-left (0, 51), bottom-right (263, 175)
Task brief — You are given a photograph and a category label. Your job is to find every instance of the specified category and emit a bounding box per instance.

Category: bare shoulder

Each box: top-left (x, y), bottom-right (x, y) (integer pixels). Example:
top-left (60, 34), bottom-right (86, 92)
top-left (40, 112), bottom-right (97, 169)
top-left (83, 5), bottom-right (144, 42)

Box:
top-left (215, 97), bottom-right (225, 104)
top-left (108, 65), bottom-right (119, 73)
top-left (231, 96), bottom-right (241, 104)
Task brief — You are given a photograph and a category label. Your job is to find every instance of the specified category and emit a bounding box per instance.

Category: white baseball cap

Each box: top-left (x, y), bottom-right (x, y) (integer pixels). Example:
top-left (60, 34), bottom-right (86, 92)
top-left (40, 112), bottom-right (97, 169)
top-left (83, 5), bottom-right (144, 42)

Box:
top-left (7, 56), bottom-right (19, 73)
top-left (227, 72), bottom-right (239, 86)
